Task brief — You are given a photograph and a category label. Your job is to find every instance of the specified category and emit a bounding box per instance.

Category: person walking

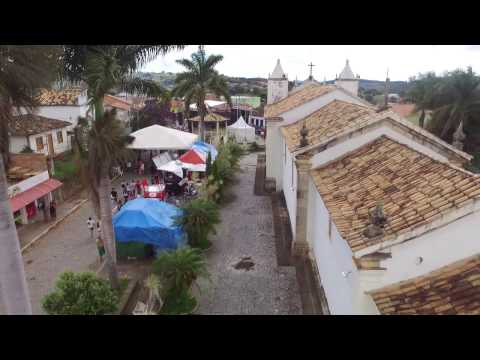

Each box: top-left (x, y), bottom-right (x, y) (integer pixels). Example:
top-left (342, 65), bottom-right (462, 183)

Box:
top-left (50, 200), bottom-right (57, 219)
top-left (87, 217), bottom-right (95, 239)
top-left (96, 231), bottom-right (105, 264)
top-left (123, 185), bottom-right (129, 203)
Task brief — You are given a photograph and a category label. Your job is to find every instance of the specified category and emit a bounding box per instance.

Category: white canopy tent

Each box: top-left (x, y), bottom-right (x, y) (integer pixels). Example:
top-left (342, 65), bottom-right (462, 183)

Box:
top-left (128, 124), bottom-right (198, 150)
top-left (152, 152), bottom-right (173, 169)
top-left (227, 116), bottom-right (256, 143)
top-left (156, 160), bottom-right (184, 178)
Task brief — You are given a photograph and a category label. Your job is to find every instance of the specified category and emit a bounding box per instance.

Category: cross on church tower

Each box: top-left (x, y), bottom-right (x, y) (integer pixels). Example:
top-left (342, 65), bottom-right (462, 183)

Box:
top-left (308, 62), bottom-right (315, 80)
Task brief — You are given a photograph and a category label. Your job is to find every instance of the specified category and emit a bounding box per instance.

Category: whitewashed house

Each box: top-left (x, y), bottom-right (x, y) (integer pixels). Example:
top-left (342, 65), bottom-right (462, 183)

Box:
top-left (9, 114), bottom-right (72, 156)
top-left (32, 87), bottom-right (91, 128)
top-left (264, 59), bottom-right (480, 315)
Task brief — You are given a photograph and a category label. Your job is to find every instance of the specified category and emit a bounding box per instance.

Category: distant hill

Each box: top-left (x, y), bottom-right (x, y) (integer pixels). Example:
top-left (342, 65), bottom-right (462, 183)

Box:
top-left (137, 72), bottom-right (408, 99)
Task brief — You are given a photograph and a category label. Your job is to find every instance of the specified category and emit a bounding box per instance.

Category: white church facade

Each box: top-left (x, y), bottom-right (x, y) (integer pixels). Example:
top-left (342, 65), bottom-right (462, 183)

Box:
top-left (264, 60), bottom-right (480, 315)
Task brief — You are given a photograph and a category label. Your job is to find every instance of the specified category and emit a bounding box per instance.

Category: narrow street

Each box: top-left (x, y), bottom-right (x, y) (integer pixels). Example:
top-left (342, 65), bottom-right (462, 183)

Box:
top-left (195, 153), bottom-right (301, 314)
top-left (0, 199), bottom-right (99, 315)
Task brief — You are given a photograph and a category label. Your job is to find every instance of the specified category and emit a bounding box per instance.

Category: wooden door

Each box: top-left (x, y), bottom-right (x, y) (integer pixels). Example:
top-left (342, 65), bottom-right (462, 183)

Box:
top-left (47, 134), bottom-right (54, 157)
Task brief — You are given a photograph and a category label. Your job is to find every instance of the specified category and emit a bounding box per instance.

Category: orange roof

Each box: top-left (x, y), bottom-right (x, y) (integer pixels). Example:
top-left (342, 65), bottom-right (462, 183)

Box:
top-left (264, 84), bottom-right (337, 118)
top-left (311, 136), bottom-right (480, 252)
top-left (104, 94), bottom-right (132, 111)
top-left (368, 255), bottom-right (480, 315)
top-left (281, 100), bottom-right (375, 152)
top-left (390, 103), bottom-right (416, 118)
top-left (35, 88), bottom-right (83, 106)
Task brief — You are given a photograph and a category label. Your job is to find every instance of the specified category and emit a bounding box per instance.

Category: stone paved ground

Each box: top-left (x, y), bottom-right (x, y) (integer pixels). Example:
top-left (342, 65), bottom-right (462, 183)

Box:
top-left (0, 199), bottom-right (100, 315)
top-left (195, 153), bottom-right (301, 315)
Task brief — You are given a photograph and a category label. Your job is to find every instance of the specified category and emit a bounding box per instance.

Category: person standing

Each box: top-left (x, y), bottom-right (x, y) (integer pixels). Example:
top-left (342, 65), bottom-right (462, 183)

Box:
top-left (87, 217), bottom-right (95, 239)
top-left (50, 200), bottom-right (57, 219)
top-left (111, 188), bottom-right (118, 202)
top-left (96, 238), bottom-right (105, 263)
top-left (123, 185), bottom-right (129, 203)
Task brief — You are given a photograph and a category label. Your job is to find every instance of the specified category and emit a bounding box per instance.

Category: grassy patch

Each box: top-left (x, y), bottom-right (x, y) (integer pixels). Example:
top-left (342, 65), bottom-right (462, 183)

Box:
top-left (53, 152), bottom-right (78, 182)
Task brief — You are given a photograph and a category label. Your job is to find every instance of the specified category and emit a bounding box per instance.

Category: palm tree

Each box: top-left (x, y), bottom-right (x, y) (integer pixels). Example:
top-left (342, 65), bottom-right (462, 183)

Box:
top-left (152, 247), bottom-right (209, 296)
top-left (173, 46), bottom-right (231, 141)
top-left (427, 67), bottom-right (480, 153)
top-left (175, 198), bottom-right (220, 249)
top-left (406, 72), bottom-right (438, 128)
top-left (60, 46), bottom-right (184, 289)
top-left (0, 45), bottom-right (60, 314)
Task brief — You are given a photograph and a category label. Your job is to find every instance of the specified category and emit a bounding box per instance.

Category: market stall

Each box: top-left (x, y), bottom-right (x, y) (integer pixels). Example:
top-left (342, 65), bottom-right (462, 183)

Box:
top-left (128, 124), bottom-right (198, 150)
top-left (227, 116), bottom-right (256, 143)
top-left (113, 198), bottom-right (185, 259)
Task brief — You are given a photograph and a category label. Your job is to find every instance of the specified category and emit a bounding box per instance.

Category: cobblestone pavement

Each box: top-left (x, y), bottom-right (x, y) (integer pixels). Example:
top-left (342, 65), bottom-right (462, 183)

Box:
top-left (7, 200), bottom-right (99, 315)
top-left (195, 153), bottom-right (301, 315)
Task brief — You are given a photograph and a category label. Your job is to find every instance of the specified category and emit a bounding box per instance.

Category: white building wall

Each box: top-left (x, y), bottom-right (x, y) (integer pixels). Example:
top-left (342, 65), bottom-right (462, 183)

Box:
top-left (266, 90), bottom-right (368, 189)
top-left (334, 79), bottom-right (359, 97)
top-left (308, 180), bottom-right (379, 315)
top-left (267, 79), bottom-right (289, 105)
top-left (28, 128), bottom-right (71, 156)
top-left (9, 137), bottom-right (28, 153)
top-left (265, 122), bottom-right (284, 191)
top-left (373, 210), bottom-right (480, 291)
top-left (34, 106), bottom-right (86, 128)
top-left (282, 145), bottom-right (297, 235)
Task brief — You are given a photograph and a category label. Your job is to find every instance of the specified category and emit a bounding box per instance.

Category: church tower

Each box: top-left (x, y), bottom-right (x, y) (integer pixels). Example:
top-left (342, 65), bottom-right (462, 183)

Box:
top-left (335, 59), bottom-right (360, 96)
top-left (267, 59), bottom-right (289, 105)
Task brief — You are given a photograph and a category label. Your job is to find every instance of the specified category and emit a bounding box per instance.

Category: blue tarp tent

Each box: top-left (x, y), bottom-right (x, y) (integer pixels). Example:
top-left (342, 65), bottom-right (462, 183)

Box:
top-left (192, 141), bottom-right (218, 161)
top-left (113, 198), bottom-right (185, 250)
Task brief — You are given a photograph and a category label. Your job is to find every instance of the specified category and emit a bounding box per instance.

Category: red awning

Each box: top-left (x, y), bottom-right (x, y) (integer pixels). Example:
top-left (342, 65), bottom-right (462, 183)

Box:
top-left (10, 178), bottom-right (63, 212)
top-left (179, 149), bottom-right (205, 165)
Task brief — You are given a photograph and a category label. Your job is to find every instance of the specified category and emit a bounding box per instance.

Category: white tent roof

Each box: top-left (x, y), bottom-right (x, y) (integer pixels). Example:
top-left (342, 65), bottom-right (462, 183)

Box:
top-left (189, 100), bottom-right (226, 111)
top-left (128, 125), bottom-right (198, 150)
top-left (228, 116), bottom-right (254, 129)
top-left (156, 160), bottom-right (184, 178)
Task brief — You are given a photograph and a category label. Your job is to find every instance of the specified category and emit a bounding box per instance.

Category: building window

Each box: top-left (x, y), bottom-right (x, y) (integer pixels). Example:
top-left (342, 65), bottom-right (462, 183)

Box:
top-left (57, 131), bottom-right (64, 144)
top-left (35, 137), bottom-right (44, 151)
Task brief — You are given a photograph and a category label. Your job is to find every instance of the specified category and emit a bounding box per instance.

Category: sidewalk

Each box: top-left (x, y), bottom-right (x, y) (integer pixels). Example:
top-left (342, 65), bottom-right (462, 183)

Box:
top-left (17, 192), bottom-right (89, 250)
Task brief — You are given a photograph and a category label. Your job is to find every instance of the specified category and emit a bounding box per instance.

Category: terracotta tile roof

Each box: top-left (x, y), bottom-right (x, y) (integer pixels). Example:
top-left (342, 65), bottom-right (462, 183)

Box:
top-left (189, 113), bottom-right (227, 122)
top-left (311, 136), bottom-right (480, 252)
top-left (9, 115), bottom-right (72, 136)
top-left (35, 88), bottom-right (83, 106)
top-left (104, 94), bottom-right (131, 111)
top-left (264, 84), bottom-right (337, 118)
top-left (390, 103), bottom-right (416, 118)
top-left (281, 100), bottom-right (375, 152)
top-left (368, 255), bottom-right (480, 315)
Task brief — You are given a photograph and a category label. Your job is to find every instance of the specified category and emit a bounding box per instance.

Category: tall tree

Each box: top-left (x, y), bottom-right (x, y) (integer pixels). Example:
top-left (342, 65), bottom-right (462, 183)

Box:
top-left (0, 45), bottom-right (60, 314)
top-left (60, 45), bottom-right (183, 289)
top-left (427, 67), bottom-right (480, 153)
top-left (173, 47), bottom-right (231, 141)
top-left (406, 72), bottom-right (438, 128)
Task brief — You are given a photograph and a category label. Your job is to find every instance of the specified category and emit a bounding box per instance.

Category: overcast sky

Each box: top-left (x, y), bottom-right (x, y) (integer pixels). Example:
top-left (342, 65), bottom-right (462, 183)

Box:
top-left (142, 45), bottom-right (480, 82)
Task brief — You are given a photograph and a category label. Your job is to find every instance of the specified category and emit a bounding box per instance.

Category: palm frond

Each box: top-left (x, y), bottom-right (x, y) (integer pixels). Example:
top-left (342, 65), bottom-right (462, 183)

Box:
top-left (120, 77), bottom-right (169, 99)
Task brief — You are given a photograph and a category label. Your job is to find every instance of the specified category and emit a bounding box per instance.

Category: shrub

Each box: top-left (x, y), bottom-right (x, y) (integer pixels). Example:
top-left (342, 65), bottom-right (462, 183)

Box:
top-left (159, 288), bottom-right (197, 315)
top-left (20, 145), bottom-right (33, 153)
top-left (176, 198), bottom-right (220, 249)
top-left (42, 272), bottom-right (119, 315)
top-left (152, 247), bottom-right (209, 296)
